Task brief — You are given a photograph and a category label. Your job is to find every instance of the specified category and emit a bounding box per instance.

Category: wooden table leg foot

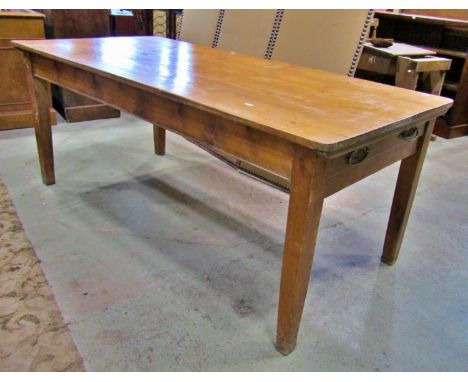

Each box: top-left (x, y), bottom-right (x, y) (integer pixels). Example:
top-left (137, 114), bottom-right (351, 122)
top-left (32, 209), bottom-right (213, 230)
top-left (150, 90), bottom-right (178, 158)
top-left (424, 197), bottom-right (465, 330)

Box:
top-left (276, 146), bottom-right (326, 355)
top-left (381, 257), bottom-right (397, 266)
top-left (34, 117), bottom-right (55, 185)
top-left (153, 124), bottom-right (166, 155)
top-left (41, 175), bottom-right (55, 186)
top-left (276, 340), bottom-right (297, 356)
top-left (381, 120), bottom-right (435, 265)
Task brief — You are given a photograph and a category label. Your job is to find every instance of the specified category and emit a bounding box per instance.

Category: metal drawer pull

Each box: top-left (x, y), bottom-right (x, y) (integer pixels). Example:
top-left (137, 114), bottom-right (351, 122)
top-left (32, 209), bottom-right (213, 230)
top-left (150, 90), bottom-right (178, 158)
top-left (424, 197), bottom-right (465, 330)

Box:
top-left (400, 127), bottom-right (419, 141)
top-left (347, 147), bottom-right (369, 165)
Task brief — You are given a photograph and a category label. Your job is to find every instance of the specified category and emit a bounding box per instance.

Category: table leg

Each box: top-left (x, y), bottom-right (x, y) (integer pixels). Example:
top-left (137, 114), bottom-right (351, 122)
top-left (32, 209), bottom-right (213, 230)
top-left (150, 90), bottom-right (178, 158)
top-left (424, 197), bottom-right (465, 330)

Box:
top-left (422, 71), bottom-right (446, 96)
top-left (395, 57), bottom-right (419, 90)
top-left (276, 146), bottom-right (327, 355)
top-left (381, 120), bottom-right (435, 265)
top-left (153, 124), bottom-right (166, 155)
top-left (23, 53), bottom-right (55, 185)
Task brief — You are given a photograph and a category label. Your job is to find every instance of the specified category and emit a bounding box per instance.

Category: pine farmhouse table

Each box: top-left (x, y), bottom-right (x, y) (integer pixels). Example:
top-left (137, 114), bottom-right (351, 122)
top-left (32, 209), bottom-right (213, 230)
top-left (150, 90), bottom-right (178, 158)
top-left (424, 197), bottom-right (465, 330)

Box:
top-left (13, 36), bottom-right (452, 355)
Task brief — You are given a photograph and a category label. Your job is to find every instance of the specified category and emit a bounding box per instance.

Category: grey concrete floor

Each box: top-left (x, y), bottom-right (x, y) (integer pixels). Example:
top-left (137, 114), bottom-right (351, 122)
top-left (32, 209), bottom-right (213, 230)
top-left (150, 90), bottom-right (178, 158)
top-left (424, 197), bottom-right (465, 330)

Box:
top-left (0, 113), bottom-right (467, 371)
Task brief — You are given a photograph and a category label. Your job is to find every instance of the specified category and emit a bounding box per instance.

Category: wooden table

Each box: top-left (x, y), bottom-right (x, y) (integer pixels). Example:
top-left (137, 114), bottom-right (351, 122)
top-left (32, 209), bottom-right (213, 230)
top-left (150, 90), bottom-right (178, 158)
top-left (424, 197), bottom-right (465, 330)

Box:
top-left (13, 36), bottom-right (452, 355)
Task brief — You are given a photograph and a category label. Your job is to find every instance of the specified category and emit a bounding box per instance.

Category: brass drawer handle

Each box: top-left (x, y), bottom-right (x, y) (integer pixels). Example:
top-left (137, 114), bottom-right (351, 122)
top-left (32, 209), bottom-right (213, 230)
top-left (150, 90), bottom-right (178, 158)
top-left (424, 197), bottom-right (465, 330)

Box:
top-left (347, 147), bottom-right (369, 165)
top-left (400, 127), bottom-right (419, 141)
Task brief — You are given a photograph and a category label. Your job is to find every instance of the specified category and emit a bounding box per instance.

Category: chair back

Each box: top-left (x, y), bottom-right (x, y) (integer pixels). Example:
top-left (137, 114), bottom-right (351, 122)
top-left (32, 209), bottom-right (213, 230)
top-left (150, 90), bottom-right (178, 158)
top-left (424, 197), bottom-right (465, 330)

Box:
top-left (178, 9), bottom-right (374, 76)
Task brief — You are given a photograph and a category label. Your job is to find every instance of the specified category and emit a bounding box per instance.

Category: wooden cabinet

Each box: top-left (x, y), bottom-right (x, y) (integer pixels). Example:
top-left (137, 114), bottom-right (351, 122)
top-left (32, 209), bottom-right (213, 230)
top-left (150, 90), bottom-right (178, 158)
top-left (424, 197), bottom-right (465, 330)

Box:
top-left (109, 9), bottom-right (154, 36)
top-left (373, 11), bottom-right (468, 138)
top-left (38, 10), bottom-right (120, 122)
top-left (0, 10), bottom-right (56, 130)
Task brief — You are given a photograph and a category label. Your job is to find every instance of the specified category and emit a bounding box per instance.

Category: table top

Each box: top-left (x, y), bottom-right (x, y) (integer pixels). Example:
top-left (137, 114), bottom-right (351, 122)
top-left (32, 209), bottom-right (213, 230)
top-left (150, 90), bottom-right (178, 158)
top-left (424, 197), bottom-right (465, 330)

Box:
top-left (364, 42), bottom-right (436, 57)
top-left (13, 36), bottom-right (453, 151)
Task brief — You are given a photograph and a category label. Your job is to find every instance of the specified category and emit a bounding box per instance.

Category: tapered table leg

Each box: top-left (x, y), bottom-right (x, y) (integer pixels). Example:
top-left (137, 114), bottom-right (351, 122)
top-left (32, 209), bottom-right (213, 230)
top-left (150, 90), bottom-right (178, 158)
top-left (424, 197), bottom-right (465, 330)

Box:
top-left (276, 146), bottom-right (327, 355)
top-left (381, 120), bottom-right (435, 265)
top-left (23, 53), bottom-right (55, 185)
top-left (153, 124), bottom-right (166, 155)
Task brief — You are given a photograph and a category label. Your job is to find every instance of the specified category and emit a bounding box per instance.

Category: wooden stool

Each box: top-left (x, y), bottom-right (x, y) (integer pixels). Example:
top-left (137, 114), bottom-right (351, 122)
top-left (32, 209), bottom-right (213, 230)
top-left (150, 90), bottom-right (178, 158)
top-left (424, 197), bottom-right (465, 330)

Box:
top-left (395, 56), bottom-right (452, 95)
top-left (358, 42), bottom-right (451, 95)
top-left (358, 42), bottom-right (451, 141)
top-left (396, 56), bottom-right (452, 142)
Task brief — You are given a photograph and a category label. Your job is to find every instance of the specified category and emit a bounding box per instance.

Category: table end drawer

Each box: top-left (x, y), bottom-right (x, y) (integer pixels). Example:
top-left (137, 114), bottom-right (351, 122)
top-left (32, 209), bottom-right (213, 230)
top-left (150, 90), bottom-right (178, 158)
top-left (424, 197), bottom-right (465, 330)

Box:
top-left (325, 123), bottom-right (427, 197)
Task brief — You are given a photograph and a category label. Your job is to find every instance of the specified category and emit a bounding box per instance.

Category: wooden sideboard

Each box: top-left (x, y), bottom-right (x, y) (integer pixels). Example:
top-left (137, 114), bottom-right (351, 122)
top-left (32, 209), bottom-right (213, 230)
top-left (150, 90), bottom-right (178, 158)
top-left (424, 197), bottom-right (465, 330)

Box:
top-left (0, 10), bottom-right (56, 130)
top-left (373, 11), bottom-right (468, 138)
top-left (37, 10), bottom-right (120, 123)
